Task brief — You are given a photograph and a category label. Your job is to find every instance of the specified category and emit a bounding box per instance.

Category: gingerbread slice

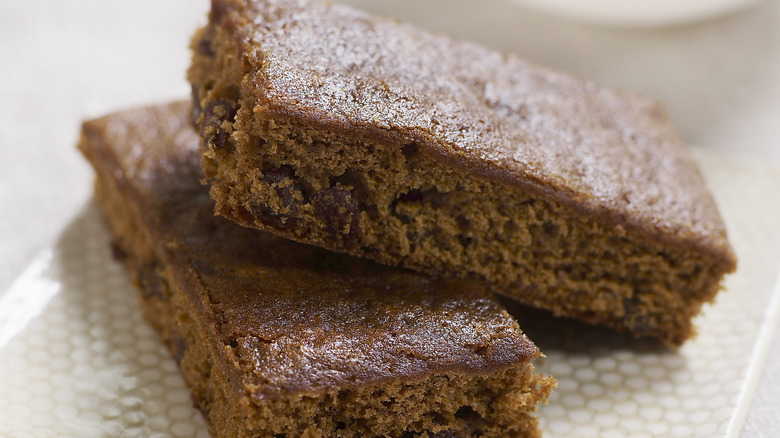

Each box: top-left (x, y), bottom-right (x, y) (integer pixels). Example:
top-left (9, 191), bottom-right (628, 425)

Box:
top-left (189, 0), bottom-right (736, 345)
top-left (78, 101), bottom-right (554, 438)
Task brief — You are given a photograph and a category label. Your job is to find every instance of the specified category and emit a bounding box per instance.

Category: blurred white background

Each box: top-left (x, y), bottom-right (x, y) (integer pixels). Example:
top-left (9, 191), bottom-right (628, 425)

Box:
top-left (514, 0), bottom-right (765, 27)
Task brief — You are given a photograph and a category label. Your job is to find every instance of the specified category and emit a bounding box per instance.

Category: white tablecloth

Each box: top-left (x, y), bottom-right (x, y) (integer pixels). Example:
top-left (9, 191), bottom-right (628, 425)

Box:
top-left (1, 0), bottom-right (778, 436)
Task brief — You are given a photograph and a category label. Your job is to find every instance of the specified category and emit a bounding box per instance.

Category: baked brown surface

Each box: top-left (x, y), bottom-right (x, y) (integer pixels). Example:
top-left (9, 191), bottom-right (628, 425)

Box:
top-left (189, 0), bottom-right (736, 346)
top-left (78, 101), bottom-right (554, 438)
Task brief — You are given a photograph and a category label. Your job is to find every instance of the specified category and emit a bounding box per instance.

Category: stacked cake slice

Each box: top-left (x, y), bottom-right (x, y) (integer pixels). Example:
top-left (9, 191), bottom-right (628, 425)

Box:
top-left (77, 0), bottom-right (737, 436)
top-left (189, 0), bottom-right (735, 346)
top-left (79, 102), bottom-right (554, 437)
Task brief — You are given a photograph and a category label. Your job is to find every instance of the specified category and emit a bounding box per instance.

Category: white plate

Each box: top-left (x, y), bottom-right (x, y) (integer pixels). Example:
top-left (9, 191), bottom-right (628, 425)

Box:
top-left (512, 0), bottom-right (764, 27)
top-left (0, 149), bottom-right (779, 437)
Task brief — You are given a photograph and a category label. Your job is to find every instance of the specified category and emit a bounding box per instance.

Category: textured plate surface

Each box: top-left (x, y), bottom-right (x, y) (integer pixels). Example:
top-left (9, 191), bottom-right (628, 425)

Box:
top-left (0, 149), bottom-right (779, 437)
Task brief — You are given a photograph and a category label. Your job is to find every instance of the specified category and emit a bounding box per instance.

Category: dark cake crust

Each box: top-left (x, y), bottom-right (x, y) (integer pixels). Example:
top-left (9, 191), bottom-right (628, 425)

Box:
top-left (78, 102), bottom-right (554, 438)
top-left (190, 0), bottom-right (736, 345)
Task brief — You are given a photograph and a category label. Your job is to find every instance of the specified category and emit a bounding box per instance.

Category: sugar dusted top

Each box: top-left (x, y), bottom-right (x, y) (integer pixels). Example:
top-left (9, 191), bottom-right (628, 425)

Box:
top-left (216, 0), bottom-right (735, 268)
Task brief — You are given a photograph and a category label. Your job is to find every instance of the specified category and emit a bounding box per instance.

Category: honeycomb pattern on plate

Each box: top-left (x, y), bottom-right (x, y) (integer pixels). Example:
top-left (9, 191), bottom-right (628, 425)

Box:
top-left (0, 206), bottom-right (209, 438)
top-left (0, 150), bottom-right (778, 437)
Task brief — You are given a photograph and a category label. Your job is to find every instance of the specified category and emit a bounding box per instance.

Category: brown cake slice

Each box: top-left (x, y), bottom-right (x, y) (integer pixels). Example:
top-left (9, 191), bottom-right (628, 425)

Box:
top-left (78, 101), bottom-right (554, 438)
top-left (189, 0), bottom-right (736, 346)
